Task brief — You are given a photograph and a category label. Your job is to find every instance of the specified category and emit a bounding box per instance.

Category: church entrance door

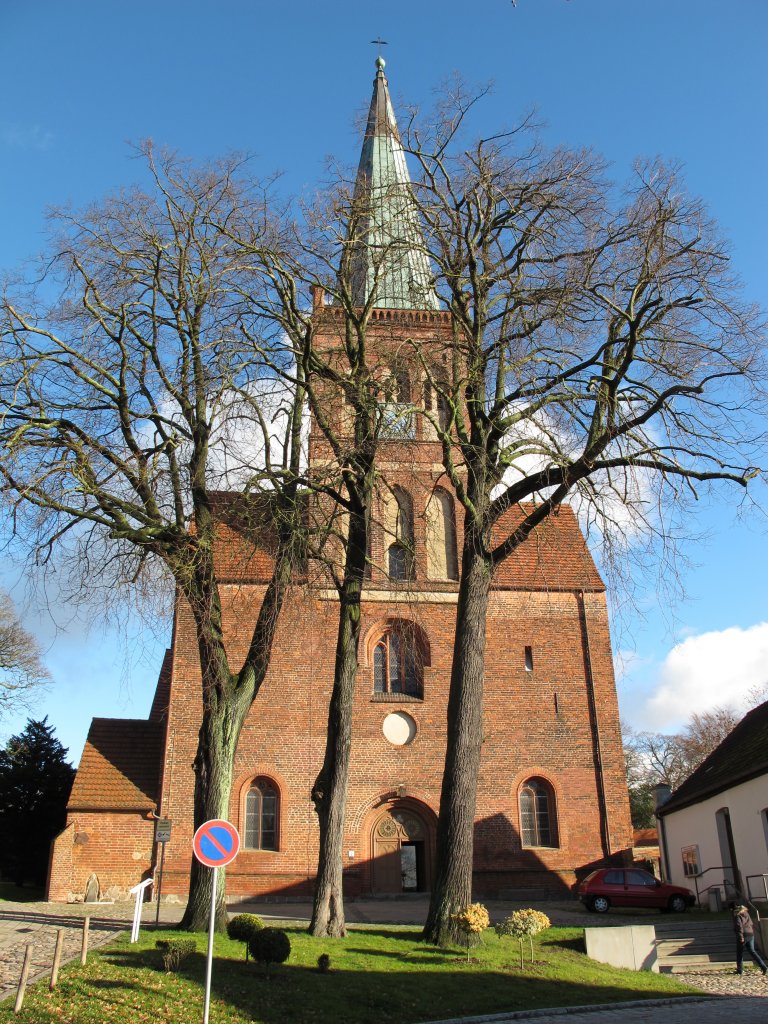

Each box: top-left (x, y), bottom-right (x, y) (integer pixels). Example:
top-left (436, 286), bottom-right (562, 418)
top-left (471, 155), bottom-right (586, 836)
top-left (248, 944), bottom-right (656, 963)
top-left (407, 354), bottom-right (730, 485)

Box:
top-left (371, 807), bottom-right (430, 894)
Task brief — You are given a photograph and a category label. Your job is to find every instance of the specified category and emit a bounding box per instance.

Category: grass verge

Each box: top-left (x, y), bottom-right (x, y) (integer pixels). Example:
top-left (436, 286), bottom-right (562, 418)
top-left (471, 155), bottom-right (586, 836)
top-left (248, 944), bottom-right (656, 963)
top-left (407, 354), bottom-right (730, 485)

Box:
top-left (0, 924), bottom-right (698, 1023)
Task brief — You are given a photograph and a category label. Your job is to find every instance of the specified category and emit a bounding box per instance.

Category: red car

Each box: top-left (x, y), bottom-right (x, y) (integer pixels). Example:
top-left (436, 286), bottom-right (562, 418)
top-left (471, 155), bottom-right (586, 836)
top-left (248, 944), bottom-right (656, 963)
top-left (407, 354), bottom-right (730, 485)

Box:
top-left (576, 868), bottom-right (696, 913)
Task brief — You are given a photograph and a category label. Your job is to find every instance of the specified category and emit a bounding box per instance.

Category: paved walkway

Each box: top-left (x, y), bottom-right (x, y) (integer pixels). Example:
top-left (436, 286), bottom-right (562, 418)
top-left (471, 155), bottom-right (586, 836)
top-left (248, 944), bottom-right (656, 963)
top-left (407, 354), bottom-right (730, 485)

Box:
top-left (0, 896), bottom-right (765, 1021)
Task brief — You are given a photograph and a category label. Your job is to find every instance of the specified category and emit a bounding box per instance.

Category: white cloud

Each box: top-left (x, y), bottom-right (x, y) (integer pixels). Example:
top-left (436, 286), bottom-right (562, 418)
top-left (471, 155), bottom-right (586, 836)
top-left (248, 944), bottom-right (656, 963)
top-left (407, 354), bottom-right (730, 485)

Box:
top-left (639, 622), bottom-right (768, 729)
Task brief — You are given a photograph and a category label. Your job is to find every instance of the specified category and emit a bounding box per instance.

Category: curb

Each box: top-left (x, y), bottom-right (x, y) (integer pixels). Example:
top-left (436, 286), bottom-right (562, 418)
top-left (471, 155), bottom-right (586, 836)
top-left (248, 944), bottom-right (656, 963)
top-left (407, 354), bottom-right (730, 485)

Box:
top-left (416, 995), bottom-right (720, 1024)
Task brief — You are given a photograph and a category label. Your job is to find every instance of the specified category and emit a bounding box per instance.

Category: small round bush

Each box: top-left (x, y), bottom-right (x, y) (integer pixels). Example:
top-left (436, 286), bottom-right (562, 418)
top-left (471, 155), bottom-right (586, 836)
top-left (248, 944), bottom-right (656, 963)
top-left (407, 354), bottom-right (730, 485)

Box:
top-left (227, 913), bottom-right (264, 943)
top-left (248, 926), bottom-right (291, 967)
top-left (227, 913), bottom-right (264, 961)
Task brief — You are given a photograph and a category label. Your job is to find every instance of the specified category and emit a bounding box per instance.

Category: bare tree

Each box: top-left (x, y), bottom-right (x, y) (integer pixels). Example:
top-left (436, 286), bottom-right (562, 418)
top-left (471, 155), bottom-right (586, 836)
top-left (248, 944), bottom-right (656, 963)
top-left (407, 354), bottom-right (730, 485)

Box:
top-left (623, 704), bottom-right (746, 824)
top-left (402, 100), bottom-right (766, 943)
top-left (252, 173), bottom-right (437, 935)
top-left (0, 594), bottom-right (50, 717)
top-left (678, 706), bottom-right (742, 770)
top-left (0, 144), bottom-right (306, 930)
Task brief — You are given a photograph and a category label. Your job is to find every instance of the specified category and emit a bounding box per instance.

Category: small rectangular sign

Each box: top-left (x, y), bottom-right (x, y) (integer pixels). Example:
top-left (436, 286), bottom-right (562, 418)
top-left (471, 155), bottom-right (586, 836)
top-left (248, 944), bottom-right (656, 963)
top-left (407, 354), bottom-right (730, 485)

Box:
top-left (155, 819), bottom-right (172, 843)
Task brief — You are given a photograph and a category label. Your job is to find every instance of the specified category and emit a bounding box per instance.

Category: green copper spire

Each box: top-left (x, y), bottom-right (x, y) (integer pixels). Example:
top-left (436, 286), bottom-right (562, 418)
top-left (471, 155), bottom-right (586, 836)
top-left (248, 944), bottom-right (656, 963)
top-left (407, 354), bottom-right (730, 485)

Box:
top-left (349, 60), bottom-right (438, 310)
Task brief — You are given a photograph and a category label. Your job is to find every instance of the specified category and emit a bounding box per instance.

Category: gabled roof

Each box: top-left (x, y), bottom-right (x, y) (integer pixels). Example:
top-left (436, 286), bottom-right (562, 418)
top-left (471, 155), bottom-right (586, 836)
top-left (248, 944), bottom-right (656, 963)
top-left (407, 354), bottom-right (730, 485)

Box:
top-left (349, 58), bottom-right (438, 311)
top-left (68, 718), bottom-right (164, 812)
top-left (657, 699), bottom-right (768, 816)
top-left (492, 504), bottom-right (605, 591)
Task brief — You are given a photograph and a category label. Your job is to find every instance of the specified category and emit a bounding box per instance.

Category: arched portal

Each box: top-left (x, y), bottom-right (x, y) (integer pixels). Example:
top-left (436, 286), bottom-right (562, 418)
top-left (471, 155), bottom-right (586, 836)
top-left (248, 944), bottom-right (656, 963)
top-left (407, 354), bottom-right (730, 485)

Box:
top-left (370, 803), bottom-right (434, 894)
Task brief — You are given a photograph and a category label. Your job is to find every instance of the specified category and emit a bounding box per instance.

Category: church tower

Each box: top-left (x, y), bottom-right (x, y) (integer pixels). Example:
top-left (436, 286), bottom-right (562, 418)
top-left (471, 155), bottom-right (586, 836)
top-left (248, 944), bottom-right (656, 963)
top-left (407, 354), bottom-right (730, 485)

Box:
top-left (48, 60), bottom-right (632, 905)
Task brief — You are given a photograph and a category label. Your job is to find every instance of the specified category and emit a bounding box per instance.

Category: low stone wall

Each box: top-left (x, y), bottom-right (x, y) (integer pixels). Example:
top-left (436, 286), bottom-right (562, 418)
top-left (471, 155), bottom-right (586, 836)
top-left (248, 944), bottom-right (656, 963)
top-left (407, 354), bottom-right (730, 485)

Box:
top-left (584, 924), bottom-right (658, 972)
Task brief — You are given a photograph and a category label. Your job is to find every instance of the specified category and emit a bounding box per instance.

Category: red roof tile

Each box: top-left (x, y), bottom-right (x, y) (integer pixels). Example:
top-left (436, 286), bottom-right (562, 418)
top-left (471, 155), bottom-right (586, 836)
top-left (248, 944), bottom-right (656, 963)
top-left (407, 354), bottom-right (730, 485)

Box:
top-left (68, 719), bottom-right (164, 811)
top-left (492, 504), bottom-right (604, 591)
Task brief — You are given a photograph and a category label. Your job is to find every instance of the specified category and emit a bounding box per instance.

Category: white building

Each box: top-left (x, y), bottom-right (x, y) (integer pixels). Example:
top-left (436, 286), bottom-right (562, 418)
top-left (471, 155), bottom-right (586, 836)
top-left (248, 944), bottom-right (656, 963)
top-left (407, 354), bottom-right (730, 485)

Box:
top-left (656, 700), bottom-right (768, 908)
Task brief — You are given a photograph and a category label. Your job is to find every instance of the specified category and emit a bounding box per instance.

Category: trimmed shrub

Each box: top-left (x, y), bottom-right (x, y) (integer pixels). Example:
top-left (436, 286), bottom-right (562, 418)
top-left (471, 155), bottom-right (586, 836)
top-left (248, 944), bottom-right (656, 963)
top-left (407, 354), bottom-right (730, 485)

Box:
top-left (227, 913), bottom-right (264, 960)
top-left (495, 908), bottom-right (551, 967)
top-left (451, 903), bottom-right (490, 961)
top-left (156, 938), bottom-right (196, 973)
top-left (248, 926), bottom-right (291, 968)
top-left (317, 952), bottom-right (331, 973)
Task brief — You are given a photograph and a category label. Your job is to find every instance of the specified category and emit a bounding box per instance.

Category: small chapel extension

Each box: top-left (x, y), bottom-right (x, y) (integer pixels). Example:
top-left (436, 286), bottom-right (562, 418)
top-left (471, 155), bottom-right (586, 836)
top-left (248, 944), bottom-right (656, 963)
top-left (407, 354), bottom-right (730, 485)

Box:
top-left (47, 59), bottom-right (632, 904)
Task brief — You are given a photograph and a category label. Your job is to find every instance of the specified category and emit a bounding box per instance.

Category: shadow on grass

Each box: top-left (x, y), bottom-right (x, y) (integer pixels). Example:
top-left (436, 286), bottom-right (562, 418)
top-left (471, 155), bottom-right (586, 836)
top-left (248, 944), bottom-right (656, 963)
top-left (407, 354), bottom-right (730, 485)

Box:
top-left (542, 935), bottom-right (585, 953)
top-left (126, 953), bottom-right (692, 1024)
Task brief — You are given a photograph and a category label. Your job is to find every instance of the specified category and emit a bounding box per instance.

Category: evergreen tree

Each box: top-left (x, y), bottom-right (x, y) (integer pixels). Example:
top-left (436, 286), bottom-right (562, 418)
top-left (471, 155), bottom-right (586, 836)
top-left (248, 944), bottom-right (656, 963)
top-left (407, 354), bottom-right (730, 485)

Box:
top-left (0, 718), bottom-right (75, 886)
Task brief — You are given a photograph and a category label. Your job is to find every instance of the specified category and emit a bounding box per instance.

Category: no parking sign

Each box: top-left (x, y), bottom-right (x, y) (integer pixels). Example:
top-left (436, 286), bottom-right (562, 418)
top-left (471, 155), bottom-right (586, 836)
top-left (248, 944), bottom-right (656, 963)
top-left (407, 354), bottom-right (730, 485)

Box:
top-left (192, 819), bottom-right (240, 868)
top-left (192, 819), bottom-right (240, 1024)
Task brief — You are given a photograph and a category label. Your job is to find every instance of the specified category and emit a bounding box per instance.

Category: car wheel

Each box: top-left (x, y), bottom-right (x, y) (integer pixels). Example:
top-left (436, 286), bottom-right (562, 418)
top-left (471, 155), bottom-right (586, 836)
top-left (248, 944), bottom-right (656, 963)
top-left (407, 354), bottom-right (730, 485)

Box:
top-left (668, 895), bottom-right (687, 913)
top-left (591, 896), bottom-right (610, 914)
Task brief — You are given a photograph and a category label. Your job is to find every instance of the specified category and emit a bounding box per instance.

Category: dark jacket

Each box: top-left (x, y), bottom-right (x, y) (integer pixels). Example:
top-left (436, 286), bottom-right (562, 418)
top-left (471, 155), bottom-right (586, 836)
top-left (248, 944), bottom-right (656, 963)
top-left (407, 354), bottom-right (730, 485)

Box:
top-left (734, 908), bottom-right (754, 941)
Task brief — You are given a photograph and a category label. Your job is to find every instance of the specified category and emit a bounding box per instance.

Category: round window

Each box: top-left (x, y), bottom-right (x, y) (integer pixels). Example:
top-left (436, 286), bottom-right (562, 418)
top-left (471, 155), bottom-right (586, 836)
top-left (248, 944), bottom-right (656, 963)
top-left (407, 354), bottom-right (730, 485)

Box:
top-left (382, 711), bottom-right (417, 746)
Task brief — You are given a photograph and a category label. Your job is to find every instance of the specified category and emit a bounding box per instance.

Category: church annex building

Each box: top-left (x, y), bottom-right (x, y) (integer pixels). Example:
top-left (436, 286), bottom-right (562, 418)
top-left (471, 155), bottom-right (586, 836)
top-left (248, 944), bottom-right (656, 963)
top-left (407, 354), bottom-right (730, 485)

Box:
top-left (47, 61), bottom-right (633, 905)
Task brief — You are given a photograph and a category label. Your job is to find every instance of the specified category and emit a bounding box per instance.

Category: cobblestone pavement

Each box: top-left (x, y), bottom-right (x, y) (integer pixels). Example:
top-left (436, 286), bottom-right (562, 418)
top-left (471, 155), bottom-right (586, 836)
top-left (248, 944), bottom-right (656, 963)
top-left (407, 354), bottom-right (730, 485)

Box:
top-left (0, 900), bottom-right (184, 1002)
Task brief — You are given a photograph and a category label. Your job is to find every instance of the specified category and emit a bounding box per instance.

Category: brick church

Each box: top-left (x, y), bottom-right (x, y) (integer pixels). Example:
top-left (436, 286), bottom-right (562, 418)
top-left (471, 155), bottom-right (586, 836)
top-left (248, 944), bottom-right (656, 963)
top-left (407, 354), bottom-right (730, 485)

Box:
top-left (47, 60), bottom-right (632, 904)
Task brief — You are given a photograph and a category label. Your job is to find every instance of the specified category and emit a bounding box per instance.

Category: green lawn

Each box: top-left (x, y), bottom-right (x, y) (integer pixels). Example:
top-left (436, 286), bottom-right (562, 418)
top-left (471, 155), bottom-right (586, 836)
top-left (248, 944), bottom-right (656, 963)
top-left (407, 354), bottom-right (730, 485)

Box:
top-left (2, 924), bottom-right (699, 1024)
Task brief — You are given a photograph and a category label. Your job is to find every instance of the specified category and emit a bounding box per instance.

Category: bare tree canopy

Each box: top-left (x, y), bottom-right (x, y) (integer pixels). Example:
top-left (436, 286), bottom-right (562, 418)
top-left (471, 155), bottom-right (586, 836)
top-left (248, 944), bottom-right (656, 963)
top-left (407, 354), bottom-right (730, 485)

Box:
top-left (0, 594), bottom-right (50, 718)
top-left (0, 143), bottom-right (306, 930)
top-left (399, 98), bottom-right (767, 944)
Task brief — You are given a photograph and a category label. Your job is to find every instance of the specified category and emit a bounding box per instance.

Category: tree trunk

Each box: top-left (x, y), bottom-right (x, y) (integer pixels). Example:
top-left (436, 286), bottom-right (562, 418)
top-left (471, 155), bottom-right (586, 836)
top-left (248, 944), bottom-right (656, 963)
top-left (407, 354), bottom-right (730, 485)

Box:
top-left (179, 696), bottom-right (243, 932)
top-left (310, 505), bottom-right (368, 937)
top-left (179, 535), bottom-right (296, 932)
top-left (423, 526), bottom-right (491, 946)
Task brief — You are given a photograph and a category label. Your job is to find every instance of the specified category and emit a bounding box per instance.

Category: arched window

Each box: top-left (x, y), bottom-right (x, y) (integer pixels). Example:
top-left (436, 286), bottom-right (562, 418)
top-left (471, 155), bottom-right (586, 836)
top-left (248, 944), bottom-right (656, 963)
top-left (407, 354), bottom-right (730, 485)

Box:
top-left (380, 367), bottom-right (415, 438)
top-left (519, 778), bottom-right (558, 848)
top-left (373, 623), bottom-right (423, 698)
top-left (425, 488), bottom-right (458, 580)
top-left (384, 487), bottom-right (414, 581)
top-left (244, 778), bottom-right (279, 851)
top-left (424, 375), bottom-right (451, 432)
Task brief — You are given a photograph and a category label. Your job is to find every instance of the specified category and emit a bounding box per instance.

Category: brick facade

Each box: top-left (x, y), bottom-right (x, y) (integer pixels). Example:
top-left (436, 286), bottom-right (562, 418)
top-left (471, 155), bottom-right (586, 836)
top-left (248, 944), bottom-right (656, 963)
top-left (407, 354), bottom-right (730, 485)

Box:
top-left (48, 309), bottom-right (633, 901)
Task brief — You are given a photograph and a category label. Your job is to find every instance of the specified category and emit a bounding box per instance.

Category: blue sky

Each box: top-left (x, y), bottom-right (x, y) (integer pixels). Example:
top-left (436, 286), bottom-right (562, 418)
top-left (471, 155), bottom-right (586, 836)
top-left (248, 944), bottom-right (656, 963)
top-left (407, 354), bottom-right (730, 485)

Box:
top-left (1, 0), bottom-right (767, 761)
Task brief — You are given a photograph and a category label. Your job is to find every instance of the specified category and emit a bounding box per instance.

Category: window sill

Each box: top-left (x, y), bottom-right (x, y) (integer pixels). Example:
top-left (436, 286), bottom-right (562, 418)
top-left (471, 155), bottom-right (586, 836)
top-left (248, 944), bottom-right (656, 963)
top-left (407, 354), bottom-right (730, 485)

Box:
top-left (371, 693), bottom-right (423, 703)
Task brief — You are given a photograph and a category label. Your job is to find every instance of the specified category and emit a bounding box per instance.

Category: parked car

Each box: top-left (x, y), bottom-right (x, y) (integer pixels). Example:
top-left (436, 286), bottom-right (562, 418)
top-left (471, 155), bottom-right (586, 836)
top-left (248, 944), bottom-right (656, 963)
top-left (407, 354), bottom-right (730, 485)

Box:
top-left (576, 868), bottom-right (696, 913)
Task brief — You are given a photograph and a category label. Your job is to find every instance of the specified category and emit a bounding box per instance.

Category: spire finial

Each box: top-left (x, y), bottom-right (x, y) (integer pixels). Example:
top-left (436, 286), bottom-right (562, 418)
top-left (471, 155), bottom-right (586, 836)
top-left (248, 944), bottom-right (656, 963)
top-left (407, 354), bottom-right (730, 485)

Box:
top-left (370, 37), bottom-right (388, 72)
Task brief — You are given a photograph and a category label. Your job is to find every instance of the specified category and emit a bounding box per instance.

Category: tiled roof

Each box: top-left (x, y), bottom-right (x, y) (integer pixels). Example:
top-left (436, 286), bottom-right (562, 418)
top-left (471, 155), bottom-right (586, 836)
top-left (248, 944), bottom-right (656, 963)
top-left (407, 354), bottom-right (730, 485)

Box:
top-left (68, 719), bottom-right (164, 811)
top-left (633, 828), bottom-right (659, 847)
top-left (658, 699), bottom-right (768, 816)
top-left (492, 504), bottom-right (605, 591)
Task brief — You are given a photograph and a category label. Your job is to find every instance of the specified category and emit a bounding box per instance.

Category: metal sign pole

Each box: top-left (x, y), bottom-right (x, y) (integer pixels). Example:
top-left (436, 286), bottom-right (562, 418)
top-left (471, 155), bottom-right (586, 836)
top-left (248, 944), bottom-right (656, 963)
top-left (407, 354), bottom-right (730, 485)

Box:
top-left (155, 841), bottom-right (166, 928)
top-left (203, 866), bottom-right (217, 1024)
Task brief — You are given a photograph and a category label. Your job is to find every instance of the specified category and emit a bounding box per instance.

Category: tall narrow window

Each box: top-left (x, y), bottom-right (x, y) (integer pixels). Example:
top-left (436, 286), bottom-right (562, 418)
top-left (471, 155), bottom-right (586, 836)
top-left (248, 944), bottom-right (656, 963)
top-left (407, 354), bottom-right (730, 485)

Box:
top-left (424, 375), bottom-right (451, 432)
top-left (244, 778), bottom-right (278, 851)
top-left (425, 488), bottom-right (458, 580)
top-left (384, 487), bottom-right (414, 581)
top-left (519, 777), bottom-right (558, 848)
top-left (381, 367), bottom-right (414, 438)
top-left (372, 623), bottom-right (423, 698)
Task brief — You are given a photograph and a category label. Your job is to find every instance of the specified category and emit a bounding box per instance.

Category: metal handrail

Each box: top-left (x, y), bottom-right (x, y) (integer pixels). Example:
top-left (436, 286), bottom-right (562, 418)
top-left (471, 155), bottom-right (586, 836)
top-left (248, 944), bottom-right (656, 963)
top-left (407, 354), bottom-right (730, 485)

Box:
top-left (690, 865), bottom-right (741, 907)
top-left (745, 873), bottom-right (768, 911)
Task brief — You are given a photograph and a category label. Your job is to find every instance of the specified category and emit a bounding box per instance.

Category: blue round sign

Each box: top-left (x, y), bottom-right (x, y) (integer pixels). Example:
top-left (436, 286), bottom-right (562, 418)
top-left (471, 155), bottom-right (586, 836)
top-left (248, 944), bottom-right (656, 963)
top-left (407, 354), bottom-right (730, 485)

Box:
top-left (192, 819), bottom-right (240, 868)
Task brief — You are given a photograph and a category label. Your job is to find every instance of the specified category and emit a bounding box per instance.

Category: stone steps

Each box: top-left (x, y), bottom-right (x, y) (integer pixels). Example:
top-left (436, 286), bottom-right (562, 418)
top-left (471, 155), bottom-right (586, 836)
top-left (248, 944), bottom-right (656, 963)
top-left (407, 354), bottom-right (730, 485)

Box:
top-left (655, 920), bottom-right (738, 973)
